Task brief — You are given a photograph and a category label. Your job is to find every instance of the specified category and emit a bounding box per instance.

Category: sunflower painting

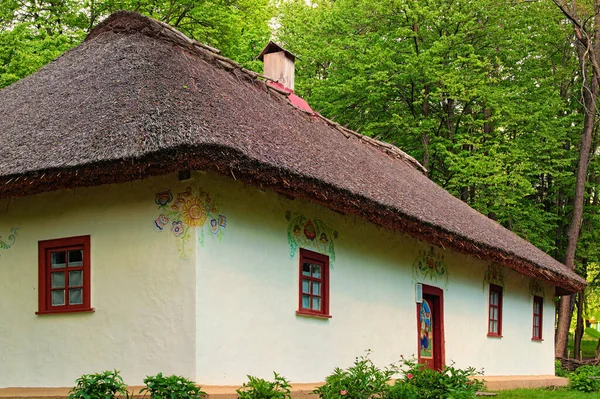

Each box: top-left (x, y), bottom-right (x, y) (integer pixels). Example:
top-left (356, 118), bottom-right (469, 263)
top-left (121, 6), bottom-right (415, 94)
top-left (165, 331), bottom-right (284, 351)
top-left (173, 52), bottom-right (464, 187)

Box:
top-left (154, 187), bottom-right (226, 259)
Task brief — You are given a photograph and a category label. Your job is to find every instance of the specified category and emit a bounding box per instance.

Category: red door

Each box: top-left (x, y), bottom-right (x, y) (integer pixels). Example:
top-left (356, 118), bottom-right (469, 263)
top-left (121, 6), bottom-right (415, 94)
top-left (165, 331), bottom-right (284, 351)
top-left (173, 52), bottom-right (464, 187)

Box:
top-left (417, 285), bottom-right (445, 370)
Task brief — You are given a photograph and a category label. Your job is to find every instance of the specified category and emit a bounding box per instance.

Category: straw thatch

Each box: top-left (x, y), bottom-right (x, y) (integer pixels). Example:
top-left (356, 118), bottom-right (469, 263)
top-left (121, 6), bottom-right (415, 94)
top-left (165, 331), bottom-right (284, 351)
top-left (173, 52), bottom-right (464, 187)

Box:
top-left (0, 11), bottom-right (585, 294)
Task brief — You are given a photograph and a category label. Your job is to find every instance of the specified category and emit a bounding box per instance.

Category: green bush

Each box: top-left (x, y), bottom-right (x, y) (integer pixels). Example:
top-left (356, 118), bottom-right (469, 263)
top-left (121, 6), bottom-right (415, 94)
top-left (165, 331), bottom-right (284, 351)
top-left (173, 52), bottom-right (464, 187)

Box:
top-left (393, 358), bottom-right (484, 399)
top-left (68, 370), bottom-right (131, 399)
top-left (141, 373), bottom-right (206, 399)
top-left (569, 365), bottom-right (600, 392)
top-left (236, 372), bottom-right (292, 399)
top-left (313, 355), bottom-right (395, 399)
top-left (555, 360), bottom-right (568, 377)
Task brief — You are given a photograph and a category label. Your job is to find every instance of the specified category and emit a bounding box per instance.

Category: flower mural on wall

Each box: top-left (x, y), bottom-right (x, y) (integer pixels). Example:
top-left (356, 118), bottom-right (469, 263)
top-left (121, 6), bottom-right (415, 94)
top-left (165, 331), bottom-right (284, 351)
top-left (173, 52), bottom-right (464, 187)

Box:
top-left (285, 211), bottom-right (338, 265)
top-left (412, 246), bottom-right (449, 286)
top-left (529, 279), bottom-right (545, 298)
top-left (0, 228), bottom-right (18, 255)
top-left (154, 187), bottom-right (226, 259)
top-left (483, 263), bottom-right (505, 289)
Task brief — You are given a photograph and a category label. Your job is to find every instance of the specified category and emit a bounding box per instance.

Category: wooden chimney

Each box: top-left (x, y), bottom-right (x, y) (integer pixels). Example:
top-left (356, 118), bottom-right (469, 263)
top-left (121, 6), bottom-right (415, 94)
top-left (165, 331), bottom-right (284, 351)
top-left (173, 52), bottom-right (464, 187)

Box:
top-left (258, 41), bottom-right (297, 91)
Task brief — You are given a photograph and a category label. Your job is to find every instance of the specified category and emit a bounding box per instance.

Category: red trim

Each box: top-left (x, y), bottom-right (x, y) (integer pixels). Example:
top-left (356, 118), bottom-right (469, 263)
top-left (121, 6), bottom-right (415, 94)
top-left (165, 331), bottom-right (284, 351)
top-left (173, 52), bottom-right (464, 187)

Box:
top-left (297, 248), bottom-right (330, 317)
top-left (532, 296), bottom-right (543, 340)
top-left (416, 284), bottom-right (445, 371)
top-left (487, 284), bottom-right (503, 337)
top-left (37, 235), bottom-right (91, 315)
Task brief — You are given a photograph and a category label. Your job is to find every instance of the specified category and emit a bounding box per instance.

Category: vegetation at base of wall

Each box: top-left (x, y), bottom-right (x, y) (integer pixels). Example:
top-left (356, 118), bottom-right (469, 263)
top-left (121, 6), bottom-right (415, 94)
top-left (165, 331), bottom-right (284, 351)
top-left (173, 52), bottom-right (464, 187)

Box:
top-left (141, 373), bottom-right (206, 399)
top-left (555, 360), bottom-right (568, 378)
top-left (392, 358), bottom-right (484, 399)
top-left (68, 370), bottom-right (132, 399)
top-left (568, 365), bottom-right (600, 393)
top-left (313, 354), bottom-right (483, 399)
top-left (236, 372), bottom-right (292, 399)
top-left (314, 355), bottom-right (395, 399)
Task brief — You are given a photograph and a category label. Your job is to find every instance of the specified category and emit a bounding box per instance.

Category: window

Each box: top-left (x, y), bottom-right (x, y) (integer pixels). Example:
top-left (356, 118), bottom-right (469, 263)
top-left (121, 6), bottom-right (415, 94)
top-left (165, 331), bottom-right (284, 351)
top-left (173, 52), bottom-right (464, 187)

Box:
top-left (532, 296), bottom-right (543, 341)
top-left (37, 236), bottom-right (92, 314)
top-left (488, 284), bottom-right (502, 337)
top-left (297, 248), bottom-right (330, 318)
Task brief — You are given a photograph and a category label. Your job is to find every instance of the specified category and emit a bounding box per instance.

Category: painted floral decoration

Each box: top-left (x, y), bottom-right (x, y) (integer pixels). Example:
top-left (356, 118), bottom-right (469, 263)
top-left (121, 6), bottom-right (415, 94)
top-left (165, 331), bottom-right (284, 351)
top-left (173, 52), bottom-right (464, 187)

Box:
top-left (0, 227), bottom-right (18, 253)
top-left (154, 187), bottom-right (226, 259)
top-left (483, 263), bottom-right (504, 289)
top-left (412, 246), bottom-right (449, 286)
top-left (286, 211), bottom-right (338, 265)
top-left (529, 279), bottom-right (545, 298)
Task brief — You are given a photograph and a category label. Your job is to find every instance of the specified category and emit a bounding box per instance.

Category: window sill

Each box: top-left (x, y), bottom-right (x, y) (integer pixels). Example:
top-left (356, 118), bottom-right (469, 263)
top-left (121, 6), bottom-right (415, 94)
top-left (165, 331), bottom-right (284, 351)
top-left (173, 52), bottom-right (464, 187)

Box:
top-left (36, 307), bottom-right (95, 315)
top-left (531, 338), bottom-right (544, 342)
top-left (296, 310), bottom-right (331, 319)
top-left (487, 333), bottom-right (503, 339)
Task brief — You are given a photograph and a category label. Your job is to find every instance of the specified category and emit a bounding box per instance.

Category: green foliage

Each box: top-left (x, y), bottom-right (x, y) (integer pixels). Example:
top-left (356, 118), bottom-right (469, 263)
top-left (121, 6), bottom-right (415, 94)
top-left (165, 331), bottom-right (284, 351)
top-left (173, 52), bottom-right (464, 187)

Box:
top-left (395, 358), bottom-right (484, 399)
top-left (0, 0), bottom-right (274, 89)
top-left (556, 360), bottom-right (568, 378)
top-left (569, 365), bottom-right (600, 393)
top-left (140, 373), bottom-right (206, 399)
top-left (236, 372), bottom-right (292, 399)
top-left (68, 370), bottom-right (131, 399)
top-left (313, 355), bottom-right (395, 399)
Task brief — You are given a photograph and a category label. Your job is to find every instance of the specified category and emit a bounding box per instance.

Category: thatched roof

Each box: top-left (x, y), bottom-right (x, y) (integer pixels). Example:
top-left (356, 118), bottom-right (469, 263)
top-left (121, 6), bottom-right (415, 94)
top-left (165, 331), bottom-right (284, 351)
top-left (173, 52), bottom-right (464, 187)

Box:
top-left (0, 11), bottom-right (585, 294)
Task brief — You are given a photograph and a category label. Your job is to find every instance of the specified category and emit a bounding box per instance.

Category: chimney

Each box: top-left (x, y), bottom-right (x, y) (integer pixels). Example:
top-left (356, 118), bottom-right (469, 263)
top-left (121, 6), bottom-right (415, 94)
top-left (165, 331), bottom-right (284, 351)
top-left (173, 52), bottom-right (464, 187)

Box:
top-left (258, 41), bottom-right (297, 91)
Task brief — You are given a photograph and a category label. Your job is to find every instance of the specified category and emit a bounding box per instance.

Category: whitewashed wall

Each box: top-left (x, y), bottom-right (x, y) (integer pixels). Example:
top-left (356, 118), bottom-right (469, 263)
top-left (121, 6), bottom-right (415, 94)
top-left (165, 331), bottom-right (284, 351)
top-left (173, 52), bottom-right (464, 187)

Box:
top-left (0, 176), bottom-right (196, 388)
top-left (194, 171), bottom-right (556, 385)
top-left (0, 171), bottom-right (555, 388)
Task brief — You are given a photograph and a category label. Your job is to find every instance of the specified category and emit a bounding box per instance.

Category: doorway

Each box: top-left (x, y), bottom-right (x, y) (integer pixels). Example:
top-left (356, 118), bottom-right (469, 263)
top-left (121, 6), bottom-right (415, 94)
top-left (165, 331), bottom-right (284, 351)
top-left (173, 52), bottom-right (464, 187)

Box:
top-left (417, 284), bottom-right (445, 371)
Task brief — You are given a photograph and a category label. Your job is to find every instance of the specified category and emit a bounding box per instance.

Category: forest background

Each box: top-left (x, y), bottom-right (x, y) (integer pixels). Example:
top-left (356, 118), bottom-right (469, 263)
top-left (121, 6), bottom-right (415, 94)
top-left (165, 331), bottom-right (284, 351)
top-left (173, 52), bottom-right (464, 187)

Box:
top-left (1, 0), bottom-right (599, 358)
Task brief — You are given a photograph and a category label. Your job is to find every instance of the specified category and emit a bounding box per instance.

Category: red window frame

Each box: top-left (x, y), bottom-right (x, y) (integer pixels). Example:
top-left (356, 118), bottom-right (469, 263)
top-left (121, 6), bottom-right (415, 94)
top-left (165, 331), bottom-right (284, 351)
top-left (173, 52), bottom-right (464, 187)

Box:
top-left (487, 284), bottom-right (503, 337)
top-left (37, 235), bottom-right (93, 315)
top-left (296, 248), bottom-right (330, 318)
top-left (532, 296), bottom-right (543, 341)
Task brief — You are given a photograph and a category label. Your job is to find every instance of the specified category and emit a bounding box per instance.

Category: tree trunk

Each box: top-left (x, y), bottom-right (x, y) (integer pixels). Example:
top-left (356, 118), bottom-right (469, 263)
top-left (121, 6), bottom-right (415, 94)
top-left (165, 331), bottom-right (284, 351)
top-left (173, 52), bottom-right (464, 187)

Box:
top-left (574, 290), bottom-right (585, 359)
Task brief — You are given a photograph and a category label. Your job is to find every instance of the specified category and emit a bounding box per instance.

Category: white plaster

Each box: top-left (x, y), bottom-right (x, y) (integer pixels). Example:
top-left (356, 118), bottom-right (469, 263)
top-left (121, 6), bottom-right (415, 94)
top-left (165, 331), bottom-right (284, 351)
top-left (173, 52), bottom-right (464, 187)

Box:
top-left (0, 171), bottom-right (557, 388)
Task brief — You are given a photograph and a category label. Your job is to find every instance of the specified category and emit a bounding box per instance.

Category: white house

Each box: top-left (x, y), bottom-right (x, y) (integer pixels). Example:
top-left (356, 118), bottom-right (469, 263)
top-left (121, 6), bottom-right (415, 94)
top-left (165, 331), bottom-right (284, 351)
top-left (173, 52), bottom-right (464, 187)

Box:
top-left (0, 11), bottom-right (585, 394)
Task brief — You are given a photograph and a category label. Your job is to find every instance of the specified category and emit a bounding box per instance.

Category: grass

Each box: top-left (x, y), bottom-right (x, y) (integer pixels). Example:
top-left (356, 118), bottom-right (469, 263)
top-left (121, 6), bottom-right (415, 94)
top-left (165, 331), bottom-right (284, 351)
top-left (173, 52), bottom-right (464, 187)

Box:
top-left (567, 338), bottom-right (598, 359)
top-left (496, 388), bottom-right (597, 398)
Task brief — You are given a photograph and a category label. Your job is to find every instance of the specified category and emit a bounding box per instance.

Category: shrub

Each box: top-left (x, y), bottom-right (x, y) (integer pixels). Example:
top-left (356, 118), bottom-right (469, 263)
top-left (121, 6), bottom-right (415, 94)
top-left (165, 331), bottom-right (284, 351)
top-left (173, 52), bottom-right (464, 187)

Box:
top-left (141, 373), bottom-right (206, 399)
top-left (236, 372), bottom-right (292, 399)
top-left (555, 360), bottom-right (568, 377)
top-left (394, 358), bottom-right (484, 399)
top-left (68, 370), bottom-right (131, 399)
top-left (313, 354), bottom-right (396, 399)
top-left (569, 364), bottom-right (600, 392)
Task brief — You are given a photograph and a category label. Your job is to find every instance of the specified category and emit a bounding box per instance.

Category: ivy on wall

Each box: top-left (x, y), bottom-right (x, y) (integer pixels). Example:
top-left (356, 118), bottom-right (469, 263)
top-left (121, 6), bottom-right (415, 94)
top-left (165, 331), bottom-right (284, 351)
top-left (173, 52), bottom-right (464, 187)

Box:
top-left (154, 187), bottom-right (226, 259)
top-left (285, 211), bottom-right (338, 265)
top-left (412, 246), bottom-right (449, 286)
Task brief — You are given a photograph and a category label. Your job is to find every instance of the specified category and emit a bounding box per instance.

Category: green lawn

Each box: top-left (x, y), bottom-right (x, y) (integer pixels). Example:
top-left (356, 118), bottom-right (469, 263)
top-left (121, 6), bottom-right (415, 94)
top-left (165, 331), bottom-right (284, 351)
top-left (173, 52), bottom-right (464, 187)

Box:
top-left (568, 338), bottom-right (598, 359)
top-left (496, 389), bottom-right (597, 398)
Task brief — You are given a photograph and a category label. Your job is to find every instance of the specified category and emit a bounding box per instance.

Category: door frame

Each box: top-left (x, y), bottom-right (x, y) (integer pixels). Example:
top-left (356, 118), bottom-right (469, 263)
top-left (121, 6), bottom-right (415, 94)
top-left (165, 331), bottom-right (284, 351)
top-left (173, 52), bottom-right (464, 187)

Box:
top-left (416, 284), bottom-right (445, 371)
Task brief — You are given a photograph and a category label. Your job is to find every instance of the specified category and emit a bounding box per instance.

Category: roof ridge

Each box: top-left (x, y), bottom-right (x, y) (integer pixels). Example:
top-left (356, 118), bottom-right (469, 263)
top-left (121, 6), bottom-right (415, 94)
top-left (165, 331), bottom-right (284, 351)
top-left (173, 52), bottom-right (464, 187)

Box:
top-left (89, 11), bottom-right (427, 174)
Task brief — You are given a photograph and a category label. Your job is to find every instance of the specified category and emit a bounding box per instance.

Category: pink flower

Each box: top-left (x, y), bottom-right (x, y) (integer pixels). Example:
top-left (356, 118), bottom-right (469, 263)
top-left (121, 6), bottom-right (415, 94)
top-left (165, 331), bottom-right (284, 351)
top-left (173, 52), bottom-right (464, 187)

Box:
top-left (340, 390), bottom-right (347, 395)
top-left (407, 373), bottom-right (413, 380)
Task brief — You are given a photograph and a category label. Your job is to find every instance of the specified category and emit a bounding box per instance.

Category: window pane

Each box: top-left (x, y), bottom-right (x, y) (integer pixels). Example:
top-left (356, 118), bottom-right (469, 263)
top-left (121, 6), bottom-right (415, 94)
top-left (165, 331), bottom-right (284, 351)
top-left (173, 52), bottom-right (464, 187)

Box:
top-left (491, 292), bottom-right (498, 306)
top-left (313, 281), bottom-right (321, 296)
top-left (312, 264), bottom-right (321, 279)
top-left (51, 290), bottom-right (65, 306)
top-left (302, 279), bottom-right (310, 294)
top-left (312, 297), bottom-right (321, 311)
top-left (302, 263), bottom-right (311, 276)
top-left (69, 270), bottom-right (83, 287)
top-left (69, 288), bottom-right (83, 305)
top-left (489, 307), bottom-right (495, 320)
top-left (302, 294), bottom-right (310, 309)
top-left (51, 272), bottom-right (65, 288)
top-left (51, 252), bottom-right (66, 268)
top-left (493, 308), bottom-right (498, 320)
top-left (490, 321), bottom-right (497, 334)
top-left (68, 250), bottom-right (83, 267)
